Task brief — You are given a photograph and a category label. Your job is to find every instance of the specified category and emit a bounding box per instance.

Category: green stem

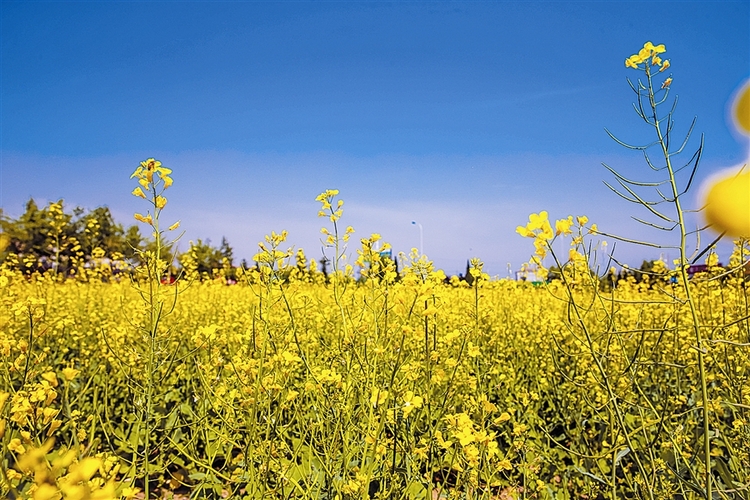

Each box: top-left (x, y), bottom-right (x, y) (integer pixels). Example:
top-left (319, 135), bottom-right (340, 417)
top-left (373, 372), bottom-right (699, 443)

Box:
top-left (645, 65), bottom-right (712, 498)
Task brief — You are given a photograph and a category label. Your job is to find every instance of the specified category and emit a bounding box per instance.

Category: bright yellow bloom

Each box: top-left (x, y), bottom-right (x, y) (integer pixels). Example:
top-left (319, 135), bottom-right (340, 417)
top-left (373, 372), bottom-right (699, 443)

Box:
top-left (527, 211), bottom-right (548, 231)
top-left (131, 187), bottom-right (147, 199)
top-left (661, 77), bottom-right (673, 89)
top-left (516, 225), bottom-right (535, 238)
top-left (41, 372), bottom-right (59, 387)
top-left (555, 217), bottom-right (573, 236)
top-left (162, 175), bottom-right (173, 188)
top-left (659, 59), bottom-right (670, 72)
top-left (168, 220), bottom-right (181, 231)
top-left (402, 390), bottom-right (423, 418)
top-left (370, 387), bottom-right (388, 407)
top-left (8, 438), bottom-right (25, 454)
top-left (42, 407), bottom-right (59, 425)
top-left (133, 213), bottom-right (153, 225)
top-left (626, 42), bottom-right (666, 69)
top-left (62, 368), bottom-right (80, 381)
top-left (538, 220), bottom-right (554, 240)
top-left (625, 55), bottom-right (641, 68)
top-left (315, 189), bottom-right (339, 203)
top-left (0, 392), bottom-right (10, 410)
top-left (569, 249), bottom-right (586, 263)
top-left (155, 196), bottom-right (167, 209)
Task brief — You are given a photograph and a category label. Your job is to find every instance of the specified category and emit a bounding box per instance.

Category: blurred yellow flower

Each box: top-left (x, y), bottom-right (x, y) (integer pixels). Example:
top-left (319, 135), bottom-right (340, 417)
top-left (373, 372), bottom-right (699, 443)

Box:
top-left (131, 187), bottom-right (147, 199)
top-left (732, 79), bottom-right (750, 135)
top-left (32, 483), bottom-right (59, 500)
top-left (370, 387), bottom-right (388, 407)
top-left (168, 220), bottom-right (181, 231)
top-left (62, 367), bottom-right (80, 381)
top-left (661, 77), bottom-right (673, 89)
top-left (703, 168), bottom-right (750, 238)
top-left (402, 390), bottom-right (423, 418)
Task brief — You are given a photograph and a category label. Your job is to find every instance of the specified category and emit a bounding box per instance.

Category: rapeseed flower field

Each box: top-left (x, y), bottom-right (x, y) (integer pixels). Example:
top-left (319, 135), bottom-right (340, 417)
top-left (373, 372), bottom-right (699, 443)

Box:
top-left (1, 42), bottom-right (749, 500)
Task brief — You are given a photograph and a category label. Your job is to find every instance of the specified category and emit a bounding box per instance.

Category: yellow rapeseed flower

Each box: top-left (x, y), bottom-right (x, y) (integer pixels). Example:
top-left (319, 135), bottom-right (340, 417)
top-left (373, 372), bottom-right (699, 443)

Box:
top-left (168, 220), bottom-right (181, 231)
top-left (41, 372), bottom-right (59, 387)
top-left (62, 367), bottom-right (80, 381)
top-left (555, 216), bottom-right (573, 236)
top-left (133, 213), bottom-right (153, 225)
top-left (8, 438), bottom-right (25, 454)
top-left (625, 42), bottom-right (666, 69)
top-left (131, 187), bottom-right (147, 199)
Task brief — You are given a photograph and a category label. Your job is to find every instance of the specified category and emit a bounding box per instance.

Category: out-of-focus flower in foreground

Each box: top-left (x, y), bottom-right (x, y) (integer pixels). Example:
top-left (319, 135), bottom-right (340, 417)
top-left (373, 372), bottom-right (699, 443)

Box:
top-left (731, 79), bottom-right (750, 135)
top-left (701, 79), bottom-right (750, 238)
top-left (703, 168), bottom-right (750, 238)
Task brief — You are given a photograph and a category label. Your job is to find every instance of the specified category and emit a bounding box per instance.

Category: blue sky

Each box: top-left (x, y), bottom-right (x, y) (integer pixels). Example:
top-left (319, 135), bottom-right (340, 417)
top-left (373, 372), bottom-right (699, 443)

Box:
top-left (1, 1), bottom-right (748, 276)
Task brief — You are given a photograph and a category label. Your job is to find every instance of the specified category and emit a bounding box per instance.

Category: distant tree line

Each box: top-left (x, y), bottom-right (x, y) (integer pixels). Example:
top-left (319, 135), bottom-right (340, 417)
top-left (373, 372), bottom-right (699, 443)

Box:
top-left (0, 198), bottom-right (236, 277)
top-left (0, 198), bottom-right (346, 283)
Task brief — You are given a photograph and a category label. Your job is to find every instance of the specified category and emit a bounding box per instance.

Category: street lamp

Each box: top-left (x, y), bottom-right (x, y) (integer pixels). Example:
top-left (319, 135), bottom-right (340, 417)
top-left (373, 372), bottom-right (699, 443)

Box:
top-left (411, 220), bottom-right (423, 256)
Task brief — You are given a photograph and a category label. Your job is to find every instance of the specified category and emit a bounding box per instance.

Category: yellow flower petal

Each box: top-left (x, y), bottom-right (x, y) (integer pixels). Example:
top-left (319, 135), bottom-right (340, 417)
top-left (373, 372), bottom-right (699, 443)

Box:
top-left (62, 367), bottom-right (80, 381)
top-left (134, 213), bottom-right (153, 225)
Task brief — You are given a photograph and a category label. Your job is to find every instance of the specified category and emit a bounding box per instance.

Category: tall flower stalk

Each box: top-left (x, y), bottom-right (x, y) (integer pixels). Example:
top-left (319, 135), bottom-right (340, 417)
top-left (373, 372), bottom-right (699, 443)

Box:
top-left (111, 158), bottom-right (182, 497)
top-left (611, 42), bottom-right (712, 497)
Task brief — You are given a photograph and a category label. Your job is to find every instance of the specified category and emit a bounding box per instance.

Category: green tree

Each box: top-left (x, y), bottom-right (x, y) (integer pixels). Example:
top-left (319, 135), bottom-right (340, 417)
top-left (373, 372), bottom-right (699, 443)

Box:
top-left (180, 239), bottom-right (223, 277)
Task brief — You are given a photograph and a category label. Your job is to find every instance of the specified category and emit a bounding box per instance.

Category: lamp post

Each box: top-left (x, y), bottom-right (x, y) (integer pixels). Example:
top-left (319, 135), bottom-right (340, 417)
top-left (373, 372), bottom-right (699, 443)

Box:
top-left (411, 220), bottom-right (423, 256)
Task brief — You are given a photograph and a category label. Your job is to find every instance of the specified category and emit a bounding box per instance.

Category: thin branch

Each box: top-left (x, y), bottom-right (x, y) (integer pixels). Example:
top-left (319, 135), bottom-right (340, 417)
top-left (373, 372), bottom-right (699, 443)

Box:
top-left (655, 187), bottom-right (675, 203)
top-left (602, 163), bottom-right (666, 187)
top-left (681, 135), bottom-right (703, 195)
top-left (604, 128), bottom-right (658, 150)
top-left (643, 149), bottom-right (664, 172)
top-left (671, 116), bottom-right (697, 156)
top-left (689, 231), bottom-right (726, 265)
top-left (630, 216), bottom-right (678, 232)
top-left (615, 178), bottom-right (676, 221)
top-left (594, 229), bottom-right (678, 248)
